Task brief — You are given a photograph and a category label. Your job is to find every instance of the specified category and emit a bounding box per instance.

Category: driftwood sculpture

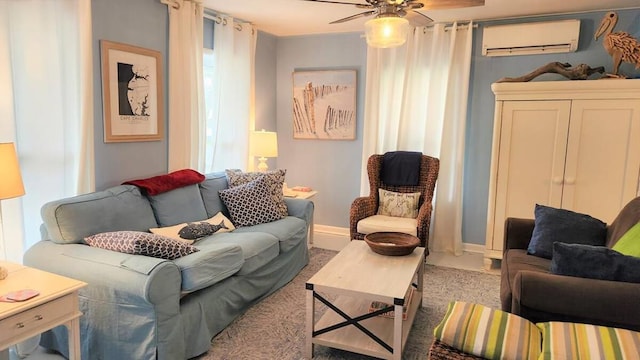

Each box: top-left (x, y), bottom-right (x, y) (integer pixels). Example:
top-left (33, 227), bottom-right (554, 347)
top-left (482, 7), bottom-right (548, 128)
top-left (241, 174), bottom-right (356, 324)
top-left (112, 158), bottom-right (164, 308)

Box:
top-left (496, 62), bottom-right (605, 83)
top-left (595, 11), bottom-right (640, 77)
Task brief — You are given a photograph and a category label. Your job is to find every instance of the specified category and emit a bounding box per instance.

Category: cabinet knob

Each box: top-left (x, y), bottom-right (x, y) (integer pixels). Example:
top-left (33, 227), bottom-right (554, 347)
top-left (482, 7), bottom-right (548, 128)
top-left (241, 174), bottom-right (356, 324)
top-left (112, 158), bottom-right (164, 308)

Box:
top-left (34, 314), bottom-right (43, 321)
top-left (16, 322), bottom-right (25, 328)
top-left (565, 178), bottom-right (576, 185)
top-left (552, 177), bottom-right (564, 185)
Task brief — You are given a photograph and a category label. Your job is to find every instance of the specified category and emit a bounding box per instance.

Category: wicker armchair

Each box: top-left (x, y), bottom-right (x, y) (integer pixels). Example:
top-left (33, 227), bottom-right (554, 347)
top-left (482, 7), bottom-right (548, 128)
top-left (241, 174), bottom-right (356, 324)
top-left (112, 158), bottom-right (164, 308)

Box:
top-left (349, 153), bottom-right (439, 254)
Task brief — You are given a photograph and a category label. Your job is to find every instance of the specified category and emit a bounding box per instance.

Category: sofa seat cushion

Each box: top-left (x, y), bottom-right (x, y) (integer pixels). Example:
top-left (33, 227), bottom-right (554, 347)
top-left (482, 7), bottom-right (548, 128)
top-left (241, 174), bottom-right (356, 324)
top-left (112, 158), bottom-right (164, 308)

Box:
top-left (501, 249), bottom-right (551, 311)
top-left (356, 214), bottom-right (417, 236)
top-left (173, 243), bottom-right (244, 292)
top-left (233, 216), bottom-right (308, 253)
top-left (197, 232), bottom-right (279, 275)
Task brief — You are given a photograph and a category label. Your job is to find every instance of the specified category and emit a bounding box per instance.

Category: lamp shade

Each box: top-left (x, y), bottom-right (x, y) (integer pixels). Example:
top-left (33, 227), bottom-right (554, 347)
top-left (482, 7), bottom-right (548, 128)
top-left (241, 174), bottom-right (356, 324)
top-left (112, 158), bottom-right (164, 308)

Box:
top-left (0, 143), bottom-right (25, 200)
top-left (250, 130), bottom-right (278, 158)
top-left (365, 16), bottom-right (410, 48)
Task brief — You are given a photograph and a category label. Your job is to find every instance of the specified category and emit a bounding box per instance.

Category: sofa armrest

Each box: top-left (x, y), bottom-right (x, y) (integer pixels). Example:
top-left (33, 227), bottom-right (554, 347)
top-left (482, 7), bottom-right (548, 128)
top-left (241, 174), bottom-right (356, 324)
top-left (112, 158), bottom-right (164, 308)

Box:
top-left (24, 240), bottom-right (182, 306)
top-left (284, 198), bottom-right (314, 225)
top-left (504, 217), bottom-right (535, 252)
top-left (512, 270), bottom-right (640, 330)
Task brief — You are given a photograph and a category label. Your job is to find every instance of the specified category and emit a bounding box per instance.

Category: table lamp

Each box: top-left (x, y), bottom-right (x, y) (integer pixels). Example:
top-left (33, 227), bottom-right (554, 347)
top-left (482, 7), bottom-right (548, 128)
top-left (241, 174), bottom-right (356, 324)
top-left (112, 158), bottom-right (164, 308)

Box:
top-left (250, 130), bottom-right (278, 172)
top-left (0, 143), bottom-right (25, 279)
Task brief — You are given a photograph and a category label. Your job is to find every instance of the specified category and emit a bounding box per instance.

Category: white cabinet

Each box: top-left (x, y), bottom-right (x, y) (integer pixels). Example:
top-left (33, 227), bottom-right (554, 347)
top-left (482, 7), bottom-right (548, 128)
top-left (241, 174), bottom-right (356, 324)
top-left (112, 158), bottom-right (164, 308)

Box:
top-left (485, 80), bottom-right (640, 267)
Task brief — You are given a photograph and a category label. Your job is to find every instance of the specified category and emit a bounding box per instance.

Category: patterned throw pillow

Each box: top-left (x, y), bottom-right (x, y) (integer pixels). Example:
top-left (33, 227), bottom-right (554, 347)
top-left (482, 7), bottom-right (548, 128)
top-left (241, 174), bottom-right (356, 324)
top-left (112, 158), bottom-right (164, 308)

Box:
top-left (433, 301), bottom-right (542, 360)
top-left (149, 212), bottom-right (235, 243)
top-left (377, 189), bottom-right (421, 218)
top-left (219, 176), bottom-right (285, 227)
top-left (225, 169), bottom-right (288, 217)
top-left (537, 322), bottom-right (640, 359)
top-left (85, 231), bottom-right (199, 260)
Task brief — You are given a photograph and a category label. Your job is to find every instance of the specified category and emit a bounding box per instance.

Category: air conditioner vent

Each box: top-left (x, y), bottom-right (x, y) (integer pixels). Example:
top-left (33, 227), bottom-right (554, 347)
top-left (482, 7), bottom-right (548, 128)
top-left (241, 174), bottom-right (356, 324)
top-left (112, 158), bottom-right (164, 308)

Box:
top-left (482, 19), bottom-right (580, 57)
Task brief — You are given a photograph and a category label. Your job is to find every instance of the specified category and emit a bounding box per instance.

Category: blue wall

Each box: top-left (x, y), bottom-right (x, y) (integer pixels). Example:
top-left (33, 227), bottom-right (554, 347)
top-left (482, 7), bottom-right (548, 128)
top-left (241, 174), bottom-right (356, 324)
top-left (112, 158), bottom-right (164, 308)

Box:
top-left (463, 9), bottom-right (640, 244)
top-left (276, 33), bottom-right (367, 227)
top-left (92, 0), bottom-right (169, 189)
top-left (90, 1), bottom-right (639, 244)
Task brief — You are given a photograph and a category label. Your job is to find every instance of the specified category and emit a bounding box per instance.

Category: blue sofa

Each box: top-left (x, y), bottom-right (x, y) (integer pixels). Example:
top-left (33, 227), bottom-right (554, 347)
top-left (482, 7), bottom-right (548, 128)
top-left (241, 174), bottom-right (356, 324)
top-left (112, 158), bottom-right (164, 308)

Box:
top-left (23, 171), bottom-right (313, 360)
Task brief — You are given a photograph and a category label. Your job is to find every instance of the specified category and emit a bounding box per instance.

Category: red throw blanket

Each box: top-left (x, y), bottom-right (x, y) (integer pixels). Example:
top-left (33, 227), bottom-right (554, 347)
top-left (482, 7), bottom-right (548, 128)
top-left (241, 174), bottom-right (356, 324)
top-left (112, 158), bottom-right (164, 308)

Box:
top-left (123, 169), bottom-right (205, 196)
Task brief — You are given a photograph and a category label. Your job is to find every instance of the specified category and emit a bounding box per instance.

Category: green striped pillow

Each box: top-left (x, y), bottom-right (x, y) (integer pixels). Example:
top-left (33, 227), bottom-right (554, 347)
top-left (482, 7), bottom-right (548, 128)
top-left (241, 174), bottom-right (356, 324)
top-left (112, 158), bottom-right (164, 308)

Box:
top-left (433, 301), bottom-right (541, 360)
top-left (538, 322), bottom-right (640, 359)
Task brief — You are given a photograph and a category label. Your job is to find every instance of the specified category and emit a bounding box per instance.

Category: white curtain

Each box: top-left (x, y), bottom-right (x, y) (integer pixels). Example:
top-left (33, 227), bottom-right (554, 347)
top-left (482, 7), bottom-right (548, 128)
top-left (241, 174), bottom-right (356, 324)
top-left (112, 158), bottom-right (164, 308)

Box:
top-left (0, 0), bottom-right (94, 263)
top-left (361, 22), bottom-right (473, 255)
top-left (162, 0), bottom-right (205, 172)
top-left (203, 15), bottom-right (256, 173)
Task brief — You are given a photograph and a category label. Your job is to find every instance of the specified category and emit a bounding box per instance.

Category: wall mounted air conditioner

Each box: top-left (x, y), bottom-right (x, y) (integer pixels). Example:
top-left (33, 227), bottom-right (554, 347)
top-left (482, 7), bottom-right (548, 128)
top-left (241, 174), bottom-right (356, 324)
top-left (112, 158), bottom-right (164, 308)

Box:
top-left (482, 19), bottom-right (580, 57)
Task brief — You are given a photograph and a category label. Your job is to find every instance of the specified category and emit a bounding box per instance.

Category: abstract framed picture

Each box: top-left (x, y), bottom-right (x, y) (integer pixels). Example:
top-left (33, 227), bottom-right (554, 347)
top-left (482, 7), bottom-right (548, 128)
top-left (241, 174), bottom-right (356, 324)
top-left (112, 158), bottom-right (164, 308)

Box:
top-left (100, 40), bottom-right (164, 142)
top-left (292, 69), bottom-right (356, 140)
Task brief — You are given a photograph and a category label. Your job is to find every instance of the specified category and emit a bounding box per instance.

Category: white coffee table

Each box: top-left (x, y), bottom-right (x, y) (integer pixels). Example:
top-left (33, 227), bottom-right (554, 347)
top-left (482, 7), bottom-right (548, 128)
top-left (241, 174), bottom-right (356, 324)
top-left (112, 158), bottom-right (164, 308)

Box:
top-left (306, 240), bottom-right (424, 359)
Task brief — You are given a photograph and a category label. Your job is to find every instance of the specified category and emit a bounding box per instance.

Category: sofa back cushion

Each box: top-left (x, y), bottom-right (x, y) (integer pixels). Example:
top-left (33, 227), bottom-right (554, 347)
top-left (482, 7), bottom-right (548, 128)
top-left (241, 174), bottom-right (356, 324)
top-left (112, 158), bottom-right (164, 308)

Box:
top-left (148, 184), bottom-right (208, 227)
top-left (41, 185), bottom-right (158, 244)
top-left (198, 172), bottom-right (230, 218)
top-left (607, 197), bottom-right (640, 248)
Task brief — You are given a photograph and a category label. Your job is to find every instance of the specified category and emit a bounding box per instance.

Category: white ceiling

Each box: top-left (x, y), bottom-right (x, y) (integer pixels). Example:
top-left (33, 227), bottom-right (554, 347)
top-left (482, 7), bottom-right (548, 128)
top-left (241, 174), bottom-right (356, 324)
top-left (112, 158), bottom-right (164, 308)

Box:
top-left (202, 0), bottom-right (640, 37)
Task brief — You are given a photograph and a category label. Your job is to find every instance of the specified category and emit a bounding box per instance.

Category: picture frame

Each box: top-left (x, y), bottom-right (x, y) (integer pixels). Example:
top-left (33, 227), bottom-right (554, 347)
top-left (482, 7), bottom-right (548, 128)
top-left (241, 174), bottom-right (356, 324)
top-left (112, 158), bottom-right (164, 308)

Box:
top-left (100, 40), bottom-right (164, 142)
top-left (292, 69), bottom-right (357, 140)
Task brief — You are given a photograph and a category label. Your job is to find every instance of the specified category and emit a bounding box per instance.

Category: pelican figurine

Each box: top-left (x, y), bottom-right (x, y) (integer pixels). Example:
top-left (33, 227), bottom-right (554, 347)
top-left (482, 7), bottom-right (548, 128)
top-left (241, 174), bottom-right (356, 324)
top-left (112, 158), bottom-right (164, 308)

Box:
top-left (594, 11), bottom-right (640, 77)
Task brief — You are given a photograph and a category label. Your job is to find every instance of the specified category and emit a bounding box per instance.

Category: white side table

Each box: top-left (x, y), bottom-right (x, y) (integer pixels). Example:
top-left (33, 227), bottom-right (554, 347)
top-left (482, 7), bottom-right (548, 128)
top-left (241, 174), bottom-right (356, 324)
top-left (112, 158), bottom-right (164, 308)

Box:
top-left (284, 188), bottom-right (318, 245)
top-left (0, 262), bottom-right (86, 360)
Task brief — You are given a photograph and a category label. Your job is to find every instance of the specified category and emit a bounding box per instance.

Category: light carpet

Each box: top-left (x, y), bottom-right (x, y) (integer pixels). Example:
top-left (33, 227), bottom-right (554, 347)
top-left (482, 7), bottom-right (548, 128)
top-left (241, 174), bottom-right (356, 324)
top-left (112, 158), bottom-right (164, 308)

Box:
top-left (198, 247), bottom-right (501, 360)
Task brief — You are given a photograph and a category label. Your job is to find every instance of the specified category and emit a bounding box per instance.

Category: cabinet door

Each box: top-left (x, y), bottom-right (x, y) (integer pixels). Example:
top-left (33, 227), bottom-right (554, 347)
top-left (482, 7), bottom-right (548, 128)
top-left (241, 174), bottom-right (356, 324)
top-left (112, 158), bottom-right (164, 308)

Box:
top-left (490, 100), bottom-right (571, 252)
top-left (563, 99), bottom-right (640, 223)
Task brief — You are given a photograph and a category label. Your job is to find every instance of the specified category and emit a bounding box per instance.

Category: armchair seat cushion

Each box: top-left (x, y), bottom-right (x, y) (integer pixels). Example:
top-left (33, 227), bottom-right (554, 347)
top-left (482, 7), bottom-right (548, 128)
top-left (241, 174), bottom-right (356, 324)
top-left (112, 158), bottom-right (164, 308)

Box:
top-left (356, 215), bottom-right (417, 236)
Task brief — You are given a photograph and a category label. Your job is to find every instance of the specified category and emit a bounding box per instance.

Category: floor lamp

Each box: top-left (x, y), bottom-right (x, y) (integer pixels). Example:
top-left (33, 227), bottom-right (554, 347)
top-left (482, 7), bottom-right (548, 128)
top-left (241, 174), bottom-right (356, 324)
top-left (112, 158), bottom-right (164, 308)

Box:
top-left (0, 143), bottom-right (25, 279)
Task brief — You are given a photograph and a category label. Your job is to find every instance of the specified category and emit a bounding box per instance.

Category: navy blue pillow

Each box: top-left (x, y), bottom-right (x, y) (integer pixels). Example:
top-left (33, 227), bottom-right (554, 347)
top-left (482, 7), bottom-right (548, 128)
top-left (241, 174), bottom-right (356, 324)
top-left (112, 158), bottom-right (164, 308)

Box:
top-left (551, 242), bottom-right (640, 284)
top-left (527, 204), bottom-right (606, 259)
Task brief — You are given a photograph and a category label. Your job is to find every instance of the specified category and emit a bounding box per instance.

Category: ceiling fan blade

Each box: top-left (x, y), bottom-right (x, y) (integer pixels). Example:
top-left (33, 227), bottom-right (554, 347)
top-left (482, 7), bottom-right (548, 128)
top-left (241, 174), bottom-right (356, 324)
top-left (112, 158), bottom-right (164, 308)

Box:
top-left (301, 0), bottom-right (371, 6)
top-left (404, 1), bottom-right (424, 10)
top-left (330, 10), bottom-right (377, 24)
top-left (405, 10), bottom-right (433, 27)
top-left (417, 0), bottom-right (484, 10)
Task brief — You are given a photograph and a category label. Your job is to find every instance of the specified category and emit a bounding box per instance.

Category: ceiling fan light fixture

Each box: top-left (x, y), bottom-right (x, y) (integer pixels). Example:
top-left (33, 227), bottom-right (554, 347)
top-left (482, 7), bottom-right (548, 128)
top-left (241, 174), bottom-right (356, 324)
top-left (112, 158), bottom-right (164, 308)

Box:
top-left (365, 16), bottom-right (410, 48)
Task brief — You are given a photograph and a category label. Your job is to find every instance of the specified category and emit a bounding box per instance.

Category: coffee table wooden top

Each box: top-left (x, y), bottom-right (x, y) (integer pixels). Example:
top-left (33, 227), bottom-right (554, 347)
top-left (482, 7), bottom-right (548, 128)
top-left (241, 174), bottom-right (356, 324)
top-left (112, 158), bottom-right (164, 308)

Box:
top-left (307, 240), bottom-right (425, 303)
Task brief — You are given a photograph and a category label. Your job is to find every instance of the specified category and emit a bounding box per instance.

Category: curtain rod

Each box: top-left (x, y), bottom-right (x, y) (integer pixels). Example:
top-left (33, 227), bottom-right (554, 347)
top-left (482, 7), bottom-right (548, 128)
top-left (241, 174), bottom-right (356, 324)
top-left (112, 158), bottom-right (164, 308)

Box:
top-left (204, 12), bottom-right (254, 32)
top-left (421, 22), bottom-right (478, 32)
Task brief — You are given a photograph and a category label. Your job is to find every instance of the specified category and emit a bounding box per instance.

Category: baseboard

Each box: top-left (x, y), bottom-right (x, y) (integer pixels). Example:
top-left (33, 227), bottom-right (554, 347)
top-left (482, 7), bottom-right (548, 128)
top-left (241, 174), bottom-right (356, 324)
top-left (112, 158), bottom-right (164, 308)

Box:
top-left (462, 243), bottom-right (485, 254)
top-left (312, 225), bottom-right (349, 251)
top-left (314, 224), bottom-right (350, 236)
top-left (313, 225), bottom-right (486, 256)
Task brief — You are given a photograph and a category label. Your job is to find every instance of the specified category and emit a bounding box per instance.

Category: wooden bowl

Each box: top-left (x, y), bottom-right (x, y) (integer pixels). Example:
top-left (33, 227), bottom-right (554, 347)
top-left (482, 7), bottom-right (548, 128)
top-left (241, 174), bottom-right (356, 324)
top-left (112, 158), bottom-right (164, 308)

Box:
top-left (364, 232), bottom-right (420, 256)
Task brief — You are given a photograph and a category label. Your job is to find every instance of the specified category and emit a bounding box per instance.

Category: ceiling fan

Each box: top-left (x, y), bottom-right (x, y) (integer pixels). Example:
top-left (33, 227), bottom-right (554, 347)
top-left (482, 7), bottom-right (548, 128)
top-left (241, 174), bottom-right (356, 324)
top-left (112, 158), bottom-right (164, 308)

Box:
top-left (302, 0), bottom-right (485, 26)
top-left (302, 0), bottom-right (484, 47)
